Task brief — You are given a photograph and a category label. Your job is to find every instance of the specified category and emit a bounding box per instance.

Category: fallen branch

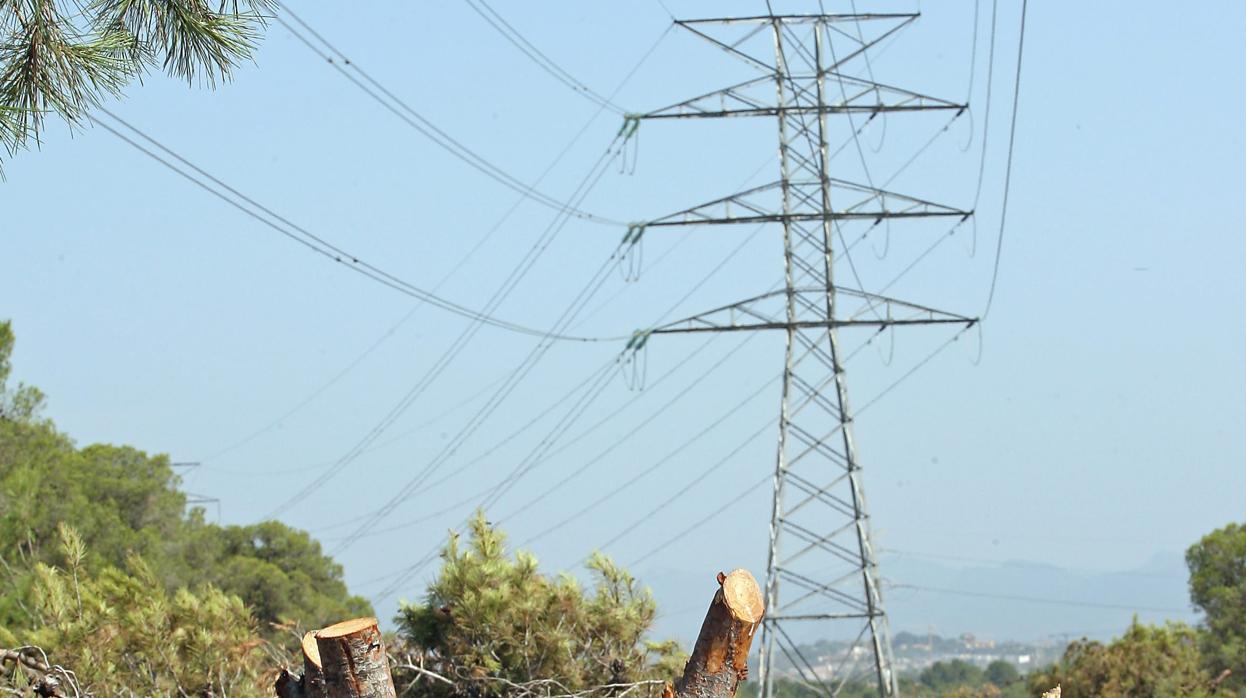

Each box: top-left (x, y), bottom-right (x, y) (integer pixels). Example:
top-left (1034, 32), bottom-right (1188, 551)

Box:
top-left (0, 647), bottom-right (82, 698)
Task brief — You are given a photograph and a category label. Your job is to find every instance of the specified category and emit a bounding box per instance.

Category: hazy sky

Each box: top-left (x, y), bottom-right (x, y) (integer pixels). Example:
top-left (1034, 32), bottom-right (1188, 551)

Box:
top-left (4, 1), bottom-right (1244, 644)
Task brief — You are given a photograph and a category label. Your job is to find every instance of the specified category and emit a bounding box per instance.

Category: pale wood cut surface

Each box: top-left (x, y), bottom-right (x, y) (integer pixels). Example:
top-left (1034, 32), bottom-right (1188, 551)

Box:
top-left (314, 617), bottom-right (396, 698)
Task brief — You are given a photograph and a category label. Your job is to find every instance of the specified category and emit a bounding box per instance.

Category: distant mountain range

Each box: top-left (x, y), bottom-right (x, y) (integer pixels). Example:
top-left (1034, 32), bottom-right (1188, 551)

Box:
top-left (642, 549), bottom-right (1200, 647)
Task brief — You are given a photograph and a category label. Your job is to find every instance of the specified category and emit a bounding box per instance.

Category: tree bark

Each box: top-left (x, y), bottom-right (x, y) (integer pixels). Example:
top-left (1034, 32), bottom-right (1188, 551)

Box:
top-left (314, 617), bottom-right (397, 698)
top-left (275, 631), bottom-right (328, 698)
top-left (667, 569), bottom-right (765, 698)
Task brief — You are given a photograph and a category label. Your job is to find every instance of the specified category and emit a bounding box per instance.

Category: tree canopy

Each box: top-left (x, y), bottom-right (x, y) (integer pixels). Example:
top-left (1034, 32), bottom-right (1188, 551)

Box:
top-left (0, 320), bottom-right (370, 634)
top-left (1027, 620), bottom-right (1231, 698)
top-left (1187, 521), bottom-right (1246, 691)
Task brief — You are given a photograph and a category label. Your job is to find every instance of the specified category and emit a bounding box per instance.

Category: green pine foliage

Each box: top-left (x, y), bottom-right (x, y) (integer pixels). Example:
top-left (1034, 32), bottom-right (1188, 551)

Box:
top-left (0, 524), bottom-right (272, 696)
top-left (0, 0), bottom-right (272, 169)
top-left (394, 512), bottom-right (685, 697)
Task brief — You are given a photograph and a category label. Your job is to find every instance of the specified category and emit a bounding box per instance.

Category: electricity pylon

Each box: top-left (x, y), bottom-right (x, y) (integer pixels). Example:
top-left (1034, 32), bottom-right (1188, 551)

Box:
top-left (635, 12), bottom-right (976, 696)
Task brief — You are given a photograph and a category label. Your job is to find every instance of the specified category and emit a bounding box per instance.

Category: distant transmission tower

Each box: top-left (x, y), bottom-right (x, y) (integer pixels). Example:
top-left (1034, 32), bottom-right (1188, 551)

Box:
top-left (635, 12), bottom-right (976, 696)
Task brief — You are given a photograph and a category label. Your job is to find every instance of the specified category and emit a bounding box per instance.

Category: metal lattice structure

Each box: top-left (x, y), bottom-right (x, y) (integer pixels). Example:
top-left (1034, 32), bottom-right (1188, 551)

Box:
top-left (638, 13), bottom-right (977, 697)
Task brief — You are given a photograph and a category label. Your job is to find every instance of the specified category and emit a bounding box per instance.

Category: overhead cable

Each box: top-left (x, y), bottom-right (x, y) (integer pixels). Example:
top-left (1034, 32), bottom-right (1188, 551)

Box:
top-left (267, 22), bottom-right (676, 526)
top-left (464, 0), bottom-right (627, 115)
top-left (274, 1), bottom-right (626, 226)
top-left (90, 108), bottom-right (614, 343)
top-left (267, 142), bottom-right (628, 521)
top-left (981, 0), bottom-right (1027, 319)
top-left (204, 24), bottom-right (672, 469)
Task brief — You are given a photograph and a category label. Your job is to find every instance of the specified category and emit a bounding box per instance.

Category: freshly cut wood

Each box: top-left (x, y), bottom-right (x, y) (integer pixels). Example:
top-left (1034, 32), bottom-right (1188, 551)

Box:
top-left (302, 631), bottom-right (328, 698)
top-left (314, 617), bottom-right (397, 698)
top-left (667, 569), bottom-right (765, 698)
top-left (275, 631), bottom-right (328, 698)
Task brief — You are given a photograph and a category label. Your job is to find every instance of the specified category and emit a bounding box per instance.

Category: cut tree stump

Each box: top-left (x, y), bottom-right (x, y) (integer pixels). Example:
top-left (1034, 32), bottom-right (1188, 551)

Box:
top-left (315, 617), bottom-right (397, 698)
top-left (276, 619), bottom-right (396, 698)
top-left (667, 569), bottom-right (765, 698)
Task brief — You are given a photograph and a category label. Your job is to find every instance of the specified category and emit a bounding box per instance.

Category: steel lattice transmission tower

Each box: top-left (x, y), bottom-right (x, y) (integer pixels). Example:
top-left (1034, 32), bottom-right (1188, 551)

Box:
top-left (635, 12), bottom-right (977, 696)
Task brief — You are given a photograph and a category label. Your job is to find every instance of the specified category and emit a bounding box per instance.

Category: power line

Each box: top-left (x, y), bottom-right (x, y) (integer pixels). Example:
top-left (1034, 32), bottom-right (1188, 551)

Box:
top-left (333, 228), bottom-right (740, 553)
top-left (970, 0), bottom-right (999, 212)
top-left (207, 373), bottom-right (509, 477)
top-left (364, 335), bottom-right (761, 599)
top-left (878, 548), bottom-right (1187, 581)
top-left (327, 240), bottom-right (630, 552)
top-left (362, 280), bottom-right (780, 600)
top-left (522, 323), bottom-right (924, 572)
top-left (516, 371), bottom-right (779, 546)
top-left (267, 21), bottom-right (677, 527)
top-left (630, 474), bottom-right (768, 567)
top-left (588, 416), bottom-right (776, 562)
top-left (464, 0), bottom-right (627, 115)
top-left (319, 187), bottom-right (781, 540)
top-left (316, 334), bottom-right (722, 539)
top-left (964, 0), bottom-right (983, 106)
top-left (981, 0), bottom-right (1028, 319)
top-left (889, 583), bottom-right (1190, 615)
top-left (201, 126), bottom-right (604, 463)
top-left (363, 350), bottom-right (624, 601)
top-left (485, 223), bottom-right (976, 592)
top-left (89, 108), bottom-right (615, 344)
top-left (497, 334), bottom-right (761, 527)
top-left (273, 1), bottom-right (624, 226)
top-left (201, 24), bottom-right (672, 471)
top-left (266, 143), bottom-right (627, 521)
top-left (337, 232), bottom-right (781, 588)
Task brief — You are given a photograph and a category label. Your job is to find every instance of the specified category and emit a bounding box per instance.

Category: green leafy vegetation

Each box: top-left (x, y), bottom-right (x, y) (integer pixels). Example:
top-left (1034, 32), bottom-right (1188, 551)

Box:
top-left (1026, 620), bottom-right (1231, 697)
top-left (394, 512), bottom-right (685, 696)
top-left (0, 524), bottom-right (271, 696)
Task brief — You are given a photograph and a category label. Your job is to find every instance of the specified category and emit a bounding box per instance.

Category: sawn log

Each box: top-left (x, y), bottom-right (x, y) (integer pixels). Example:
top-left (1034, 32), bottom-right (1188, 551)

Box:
top-left (667, 569), bottom-right (765, 698)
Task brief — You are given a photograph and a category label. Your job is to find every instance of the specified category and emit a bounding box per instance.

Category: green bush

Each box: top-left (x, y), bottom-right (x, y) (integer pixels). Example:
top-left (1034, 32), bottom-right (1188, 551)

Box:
top-left (0, 524), bottom-right (272, 696)
top-left (394, 512), bottom-right (684, 696)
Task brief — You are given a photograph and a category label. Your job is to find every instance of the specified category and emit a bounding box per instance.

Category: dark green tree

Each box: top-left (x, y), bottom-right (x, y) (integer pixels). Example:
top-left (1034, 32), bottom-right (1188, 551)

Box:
top-left (395, 512), bottom-right (684, 697)
top-left (1187, 521), bottom-right (1246, 690)
top-left (920, 660), bottom-right (985, 692)
top-left (188, 519), bottom-right (373, 627)
top-left (983, 660), bottom-right (1019, 689)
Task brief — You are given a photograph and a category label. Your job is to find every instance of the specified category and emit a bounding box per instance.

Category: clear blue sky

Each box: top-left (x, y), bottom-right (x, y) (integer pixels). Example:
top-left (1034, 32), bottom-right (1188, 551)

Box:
top-left (3, 0), bottom-right (1244, 643)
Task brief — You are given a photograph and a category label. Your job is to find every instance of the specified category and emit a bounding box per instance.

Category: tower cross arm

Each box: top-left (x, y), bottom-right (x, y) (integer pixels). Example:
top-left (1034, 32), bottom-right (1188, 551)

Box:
top-left (640, 179), bottom-right (971, 229)
top-left (646, 287), bottom-right (976, 336)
